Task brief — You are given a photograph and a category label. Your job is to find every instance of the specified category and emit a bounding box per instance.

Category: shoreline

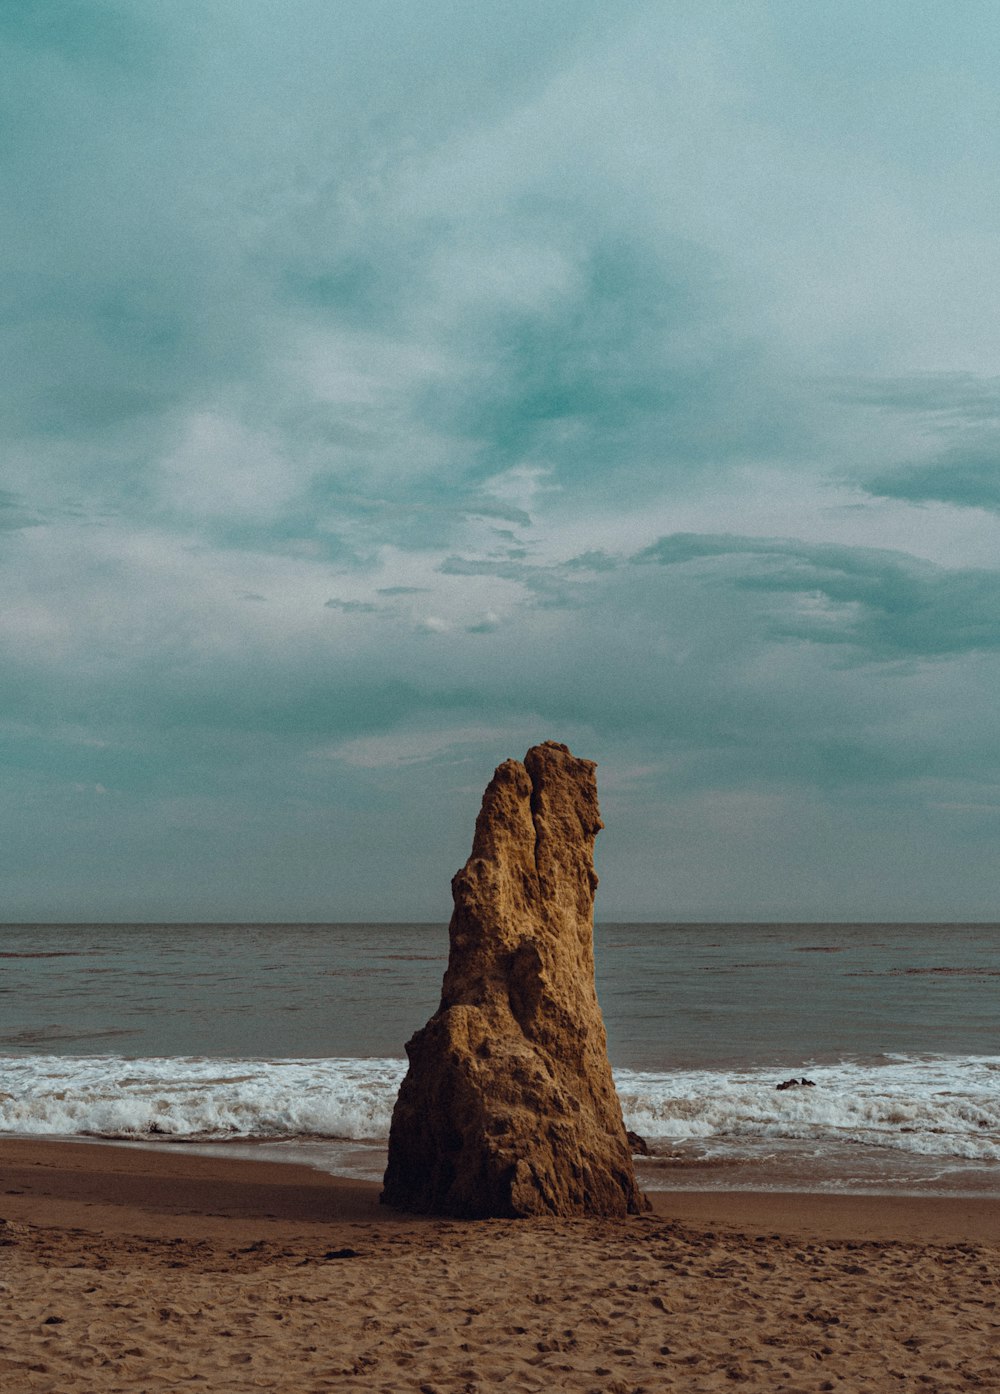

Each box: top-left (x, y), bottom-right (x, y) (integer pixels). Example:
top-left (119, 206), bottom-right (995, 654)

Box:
top-left (4, 1133), bottom-right (1000, 1245)
top-left (8, 1126), bottom-right (1000, 1206)
top-left (4, 1136), bottom-right (998, 1392)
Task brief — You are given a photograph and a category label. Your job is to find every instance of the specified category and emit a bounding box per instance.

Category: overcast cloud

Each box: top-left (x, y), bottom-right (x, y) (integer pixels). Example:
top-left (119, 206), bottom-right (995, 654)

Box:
top-left (4, 1), bottom-right (1000, 920)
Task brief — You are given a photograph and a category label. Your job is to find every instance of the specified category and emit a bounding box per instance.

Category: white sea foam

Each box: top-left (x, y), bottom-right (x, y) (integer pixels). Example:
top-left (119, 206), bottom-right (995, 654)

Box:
top-left (0, 1055), bottom-right (406, 1142)
top-left (0, 1053), bottom-right (998, 1163)
top-left (615, 1056), bottom-right (1000, 1162)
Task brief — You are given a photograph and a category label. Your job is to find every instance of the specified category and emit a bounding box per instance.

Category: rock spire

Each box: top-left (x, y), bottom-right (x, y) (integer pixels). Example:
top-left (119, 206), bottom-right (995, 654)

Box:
top-left (381, 741), bottom-right (645, 1218)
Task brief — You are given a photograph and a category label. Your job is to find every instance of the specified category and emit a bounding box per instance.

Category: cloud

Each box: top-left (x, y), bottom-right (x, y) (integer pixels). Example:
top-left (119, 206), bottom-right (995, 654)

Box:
top-left (6, 2), bottom-right (1000, 917)
top-left (0, 489), bottom-right (43, 533)
top-left (324, 597), bottom-right (379, 614)
top-left (828, 373), bottom-right (1000, 516)
top-left (833, 373), bottom-right (1000, 423)
top-left (867, 442), bottom-right (1000, 514)
top-left (438, 554), bottom-right (578, 609)
top-left (1, 0), bottom-right (820, 564)
top-left (464, 612), bottom-right (501, 634)
top-left (638, 533), bottom-right (1000, 661)
top-left (315, 722), bottom-right (537, 770)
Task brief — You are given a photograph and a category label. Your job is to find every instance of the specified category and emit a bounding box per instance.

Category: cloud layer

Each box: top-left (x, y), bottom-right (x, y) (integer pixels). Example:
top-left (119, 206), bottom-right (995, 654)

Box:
top-left (4, 1), bottom-right (1000, 920)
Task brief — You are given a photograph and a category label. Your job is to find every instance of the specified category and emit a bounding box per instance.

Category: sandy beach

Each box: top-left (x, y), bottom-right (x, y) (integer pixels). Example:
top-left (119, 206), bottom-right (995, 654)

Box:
top-left (1, 1138), bottom-right (997, 1392)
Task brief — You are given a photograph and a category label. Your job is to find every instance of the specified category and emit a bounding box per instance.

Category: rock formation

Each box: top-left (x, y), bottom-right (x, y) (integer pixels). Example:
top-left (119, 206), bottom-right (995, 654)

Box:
top-left (381, 741), bottom-right (645, 1219)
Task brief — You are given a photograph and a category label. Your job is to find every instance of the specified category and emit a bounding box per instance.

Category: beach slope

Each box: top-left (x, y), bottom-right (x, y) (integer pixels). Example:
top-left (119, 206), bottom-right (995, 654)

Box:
top-left (2, 1138), bottom-right (997, 1392)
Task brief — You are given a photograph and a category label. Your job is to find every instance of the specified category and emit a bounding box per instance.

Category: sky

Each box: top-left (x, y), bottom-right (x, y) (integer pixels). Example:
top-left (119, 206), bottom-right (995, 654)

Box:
top-left (4, 0), bottom-right (1000, 922)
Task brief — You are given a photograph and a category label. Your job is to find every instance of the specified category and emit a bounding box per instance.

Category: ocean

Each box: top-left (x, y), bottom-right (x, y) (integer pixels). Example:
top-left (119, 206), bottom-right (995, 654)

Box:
top-left (1, 921), bottom-right (998, 1196)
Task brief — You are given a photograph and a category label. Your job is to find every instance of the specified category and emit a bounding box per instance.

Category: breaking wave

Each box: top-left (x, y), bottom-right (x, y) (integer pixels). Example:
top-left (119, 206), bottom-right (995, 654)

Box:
top-left (615, 1055), bottom-right (1000, 1162)
top-left (1, 1052), bottom-right (998, 1163)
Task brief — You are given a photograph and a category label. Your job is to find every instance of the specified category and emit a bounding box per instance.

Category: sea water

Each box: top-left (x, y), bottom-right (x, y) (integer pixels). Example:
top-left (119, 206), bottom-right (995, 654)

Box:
top-left (1, 922), bottom-right (998, 1195)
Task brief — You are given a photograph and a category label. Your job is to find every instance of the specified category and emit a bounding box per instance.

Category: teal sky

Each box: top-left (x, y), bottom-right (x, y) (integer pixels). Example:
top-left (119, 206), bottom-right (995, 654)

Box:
top-left (5, 0), bottom-right (1000, 921)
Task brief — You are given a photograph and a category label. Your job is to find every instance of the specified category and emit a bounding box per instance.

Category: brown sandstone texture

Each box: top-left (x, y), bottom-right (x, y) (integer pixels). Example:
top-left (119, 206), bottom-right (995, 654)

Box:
top-left (381, 741), bottom-right (645, 1219)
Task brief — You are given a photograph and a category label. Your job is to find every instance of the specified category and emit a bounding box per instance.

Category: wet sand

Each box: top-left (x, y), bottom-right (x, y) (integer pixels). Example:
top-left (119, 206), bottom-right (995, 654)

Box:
top-left (2, 1137), bottom-right (998, 1391)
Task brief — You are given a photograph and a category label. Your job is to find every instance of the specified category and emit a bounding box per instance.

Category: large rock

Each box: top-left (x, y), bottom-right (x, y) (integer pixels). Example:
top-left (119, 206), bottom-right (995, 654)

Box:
top-left (381, 741), bottom-right (645, 1218)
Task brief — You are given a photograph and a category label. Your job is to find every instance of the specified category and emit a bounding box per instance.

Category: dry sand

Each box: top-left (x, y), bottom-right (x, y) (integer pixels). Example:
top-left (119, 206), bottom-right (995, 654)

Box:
top-left (1, 1137), bottom-right (998, 1392)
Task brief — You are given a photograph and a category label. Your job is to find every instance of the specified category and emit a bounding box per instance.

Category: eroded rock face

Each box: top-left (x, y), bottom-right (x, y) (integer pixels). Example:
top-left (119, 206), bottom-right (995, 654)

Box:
top-left (381, 741), bottom-right (645, 1219)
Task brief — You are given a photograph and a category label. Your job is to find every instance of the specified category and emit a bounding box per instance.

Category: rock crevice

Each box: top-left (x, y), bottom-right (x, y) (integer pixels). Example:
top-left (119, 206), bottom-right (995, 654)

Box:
top-left (381, 741), bottom-right (645, 1219)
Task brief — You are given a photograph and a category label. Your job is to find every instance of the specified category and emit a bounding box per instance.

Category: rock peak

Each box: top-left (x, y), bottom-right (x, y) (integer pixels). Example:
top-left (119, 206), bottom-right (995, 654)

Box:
top-left (381, 742), bottom-right (645, 1219)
